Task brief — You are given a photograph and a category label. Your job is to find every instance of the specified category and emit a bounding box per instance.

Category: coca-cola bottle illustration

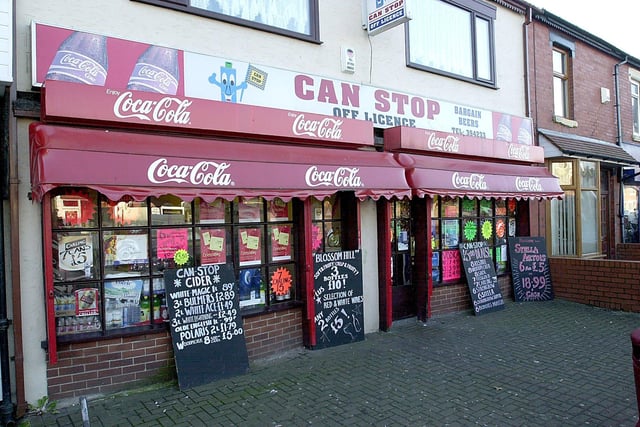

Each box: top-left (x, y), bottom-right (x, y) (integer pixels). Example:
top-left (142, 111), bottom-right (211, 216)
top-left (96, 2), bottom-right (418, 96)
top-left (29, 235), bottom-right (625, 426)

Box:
top-left (45, 31), bottom-right (108, 86)
top-left (517, 119), bottom-right (533, 145)
top-left (495, 113), bottom-right (513, 142)
top-left (127, 46), bottom-right (179, 95)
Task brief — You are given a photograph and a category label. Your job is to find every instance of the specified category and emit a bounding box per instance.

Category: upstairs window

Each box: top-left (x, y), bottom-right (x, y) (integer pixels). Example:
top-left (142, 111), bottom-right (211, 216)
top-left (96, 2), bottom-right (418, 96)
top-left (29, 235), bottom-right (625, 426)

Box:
top-left (133, 0), bottom-right (319, 42)
top-left (632, 80), bottom-right (640, 136)
top-left (552, 47), bottom-right (571, 119)
top-left (407, 0), bottom-right (496, 86)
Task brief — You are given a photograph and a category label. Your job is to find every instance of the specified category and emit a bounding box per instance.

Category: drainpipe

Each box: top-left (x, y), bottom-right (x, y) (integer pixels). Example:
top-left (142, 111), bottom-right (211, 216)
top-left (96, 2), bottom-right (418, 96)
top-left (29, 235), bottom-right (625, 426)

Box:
top-left (615, 57), bottom-right (628, 244)
top-left (8, 0), bottom-right (25, 418)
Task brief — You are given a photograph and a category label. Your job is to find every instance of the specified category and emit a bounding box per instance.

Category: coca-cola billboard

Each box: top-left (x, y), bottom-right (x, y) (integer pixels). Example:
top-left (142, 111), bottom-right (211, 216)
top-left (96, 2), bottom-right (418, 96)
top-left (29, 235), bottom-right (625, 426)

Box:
top-left (42, 80), bottom-right (373, 146)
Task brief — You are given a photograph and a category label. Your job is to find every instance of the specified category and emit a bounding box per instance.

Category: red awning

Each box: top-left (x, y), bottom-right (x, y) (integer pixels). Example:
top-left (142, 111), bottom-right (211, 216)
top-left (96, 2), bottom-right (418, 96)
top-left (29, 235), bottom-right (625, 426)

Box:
top-left (395, 153), bottom-right (563, 199)
top-left (29, 123), bottom-right (411, 202)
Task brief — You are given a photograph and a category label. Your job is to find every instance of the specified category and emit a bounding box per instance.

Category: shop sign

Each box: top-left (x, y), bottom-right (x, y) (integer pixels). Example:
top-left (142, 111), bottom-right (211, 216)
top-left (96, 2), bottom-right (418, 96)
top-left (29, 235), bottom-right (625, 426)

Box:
top-left (459, 241), bottom-right (505, 316)
top-left (385, 126), bottom-right (545, 164)
top-left (508, 237), bottom-right (554, 302)
top-left (33, 21), bottom-right (532, 141)
top-left (365, 0), bottom-right (411, 36)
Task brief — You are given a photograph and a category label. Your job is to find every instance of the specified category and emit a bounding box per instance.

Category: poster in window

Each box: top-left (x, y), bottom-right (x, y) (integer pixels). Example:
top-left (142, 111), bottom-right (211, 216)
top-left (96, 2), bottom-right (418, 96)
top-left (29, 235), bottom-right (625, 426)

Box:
top-left (480, 199), bottom-right (492, 216)
top-left (104, 234), bottom-right (148, 266)
top-left (442, 249), bottom-right (462, 281)
top-left (59, 235), bottom-right (93, 272)
top-left (443, 198), bottom-right (459, 217)
top-left (238, 197), bottom-right (262, 223)
top-left (200, 228), bottom-right (226, 265)
top-left (75, 288), bottom-right (99, 316)
top-left (443, 220), bottom-right (459, 249)
top-left (104, 279), bottom-right (144, 329)
top-left (157, 228), bottom-right (188, 259)
top-left (461, 198), bottom-right (476, 216)
top-left (239, 227), bottom-right (262, 266)
top-left (199, 199), bottom-right (226, 224)
top-left (271, 225), bottom-right (292, 261)
top-left (268, 199), bottom-right (290, 222)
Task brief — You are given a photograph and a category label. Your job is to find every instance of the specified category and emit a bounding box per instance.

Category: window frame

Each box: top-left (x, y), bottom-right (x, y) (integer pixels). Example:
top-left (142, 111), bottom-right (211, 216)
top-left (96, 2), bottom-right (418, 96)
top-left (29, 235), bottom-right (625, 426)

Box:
top-left (131, 0), bottom-right (321, 43)
top-left (430, 196), bottom-right (516, 286)
top-left (552, 46), bottom-right (572, 119)
top-left (548, 159), bottom-right (601, 257)
top-left (631, 78), bottom-right (640, 137)
top-left (46, 188), bottom-right (302, 345)
top-left (406, 0), bottom-right (497, 87)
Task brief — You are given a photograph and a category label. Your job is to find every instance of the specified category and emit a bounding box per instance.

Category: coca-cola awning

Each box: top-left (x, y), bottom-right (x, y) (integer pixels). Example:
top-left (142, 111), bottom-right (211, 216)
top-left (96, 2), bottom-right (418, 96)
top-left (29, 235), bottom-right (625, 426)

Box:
top-left (29, 123), bottom-right (411, 202)
top-left (395, 153), bottom-right (563, 199)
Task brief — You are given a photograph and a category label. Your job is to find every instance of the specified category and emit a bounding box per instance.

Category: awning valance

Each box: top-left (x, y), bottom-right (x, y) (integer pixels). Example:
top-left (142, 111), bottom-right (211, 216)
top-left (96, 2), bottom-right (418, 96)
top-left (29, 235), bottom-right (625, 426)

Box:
top-left (394, 153), bottom-right (563, 199)
top-left (29, 123), bottom-right (412, 202)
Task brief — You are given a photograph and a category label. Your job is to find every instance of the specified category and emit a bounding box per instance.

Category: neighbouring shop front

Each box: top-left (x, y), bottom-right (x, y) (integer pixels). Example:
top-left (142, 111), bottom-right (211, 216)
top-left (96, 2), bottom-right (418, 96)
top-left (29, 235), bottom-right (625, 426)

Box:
top-left (377, 125), bottom-right (563, 325)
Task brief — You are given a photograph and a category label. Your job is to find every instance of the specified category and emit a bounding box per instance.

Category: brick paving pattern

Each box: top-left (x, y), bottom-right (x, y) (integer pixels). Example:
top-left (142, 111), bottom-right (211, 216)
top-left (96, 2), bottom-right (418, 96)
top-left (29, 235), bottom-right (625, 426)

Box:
top-left (22, 300), bottom-right (640, 426)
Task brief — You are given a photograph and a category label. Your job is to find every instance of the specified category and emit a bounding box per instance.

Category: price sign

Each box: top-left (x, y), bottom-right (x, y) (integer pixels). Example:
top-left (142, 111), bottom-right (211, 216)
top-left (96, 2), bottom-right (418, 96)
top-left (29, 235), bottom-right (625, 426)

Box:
top-left (508, 237), bottom-right (554, 302)
top-left (459, 241), bottom-right (505, 315)
top-left (313, 250), bottom-right (364, 349)
top-left (164, 264), bottom-right (249, 389)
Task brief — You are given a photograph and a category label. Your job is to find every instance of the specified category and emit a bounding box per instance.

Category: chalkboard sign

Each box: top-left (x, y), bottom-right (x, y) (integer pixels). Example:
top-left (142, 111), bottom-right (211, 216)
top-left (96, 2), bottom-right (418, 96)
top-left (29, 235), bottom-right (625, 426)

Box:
top-left (164, 264), bottom-right (249, 389)
top-left (313, 250), bottom-right (364, 349)
top-left (459, 241), bottom-right (505, 315)
top-left (508, 236), bottom-right (554, 302)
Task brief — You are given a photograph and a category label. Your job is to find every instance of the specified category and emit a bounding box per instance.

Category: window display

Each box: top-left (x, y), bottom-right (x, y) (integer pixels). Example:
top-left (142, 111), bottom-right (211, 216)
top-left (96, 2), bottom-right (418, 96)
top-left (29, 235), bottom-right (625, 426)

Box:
top-left (431, 196), bottom-right (517, 283)
top-left (48, 188), bottom-right (300, 342)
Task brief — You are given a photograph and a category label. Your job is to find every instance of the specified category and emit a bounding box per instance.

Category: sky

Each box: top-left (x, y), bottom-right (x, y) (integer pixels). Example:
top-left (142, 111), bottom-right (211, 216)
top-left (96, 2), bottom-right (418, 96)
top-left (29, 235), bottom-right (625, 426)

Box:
top-left (529, 0), bottom-right (640, 59)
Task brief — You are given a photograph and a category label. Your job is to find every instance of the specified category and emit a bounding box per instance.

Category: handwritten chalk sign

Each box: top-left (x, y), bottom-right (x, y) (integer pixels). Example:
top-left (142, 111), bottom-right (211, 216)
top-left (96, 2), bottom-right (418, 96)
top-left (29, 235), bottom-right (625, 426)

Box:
top-left (508, 237), bottom-right (554, 302)
top-left (313, 250), bottom-right (364, 349)
top-left (164, 264), bottom-right (249, 389)
top-left (459, 241), bottom-right (505, 315)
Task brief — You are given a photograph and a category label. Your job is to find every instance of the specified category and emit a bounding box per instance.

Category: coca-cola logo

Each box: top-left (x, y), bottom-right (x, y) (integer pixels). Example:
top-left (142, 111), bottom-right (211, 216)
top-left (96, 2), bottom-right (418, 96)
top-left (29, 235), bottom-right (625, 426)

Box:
top-left (426, 132), bottom-right (460, 153)
top-left (515, 177), bottom-right (543, 192)
top-left (136, 65), bottom-right (176, 90)
top-left (147, 158), bottom-right (233, 186)
top-left (452, 172), bottom-right (488, 190)
top-left (59, 53), bottom-right (105, 83)
top-left (113, 92), bottom-right (191, 124)
top-left (305, 166), bottom-right (363, 188)
top-left (507, 144), bottom-right (531, 160)
top-left (292, 114), bottom-right (343, 140)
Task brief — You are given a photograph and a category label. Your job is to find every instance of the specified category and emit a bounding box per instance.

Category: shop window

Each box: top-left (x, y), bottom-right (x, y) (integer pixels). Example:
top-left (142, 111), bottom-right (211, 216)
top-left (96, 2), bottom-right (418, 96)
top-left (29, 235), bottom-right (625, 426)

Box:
top-left (549, 159), bottom-right (600, 256)
top-left (431, 196), bottom-right (515, 285)
top-left (407, 0), bottom-right (496, 86)
top-left (131, 0), bottom-right (319, 42)
top-left (311, 195), bottom-right (343, 253)
top-left (49, 188), bottom-right (299, 343)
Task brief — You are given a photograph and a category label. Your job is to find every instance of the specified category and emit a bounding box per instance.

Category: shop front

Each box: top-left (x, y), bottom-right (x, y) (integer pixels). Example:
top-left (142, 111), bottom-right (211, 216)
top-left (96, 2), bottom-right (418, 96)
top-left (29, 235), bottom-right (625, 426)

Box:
top-left (379, 125), bottom-right (564, 323)
top-left (30, 82), bottom-right (411, 398)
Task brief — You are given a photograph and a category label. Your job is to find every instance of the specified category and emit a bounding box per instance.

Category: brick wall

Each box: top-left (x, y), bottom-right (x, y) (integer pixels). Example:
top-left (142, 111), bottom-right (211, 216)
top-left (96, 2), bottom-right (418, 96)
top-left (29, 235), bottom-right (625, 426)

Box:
top-left (430, 276), bottom-right (513, 316)
top-left (549, 257), bottom-right (640, 312)
top-left (617, 243), bottom-right (640, 260)
top-left (47, 308), bottom-right (304, 400)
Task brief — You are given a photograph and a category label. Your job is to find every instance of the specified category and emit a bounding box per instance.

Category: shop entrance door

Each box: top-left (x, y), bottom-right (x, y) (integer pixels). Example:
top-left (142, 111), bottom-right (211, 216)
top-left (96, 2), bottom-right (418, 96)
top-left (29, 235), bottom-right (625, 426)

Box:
top-left (390, 199), bottom-right (416, 320)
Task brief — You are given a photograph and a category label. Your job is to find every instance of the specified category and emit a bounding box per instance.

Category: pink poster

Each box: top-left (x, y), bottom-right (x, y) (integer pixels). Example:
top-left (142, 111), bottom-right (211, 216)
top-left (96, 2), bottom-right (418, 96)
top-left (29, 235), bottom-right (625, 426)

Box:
top-left (271, 225), bottom-right (292, 261)
top-left (239, 228), bottom-right (262, 266)
top-left (442, 250), bottom-right (462, 281)
top-left (156, 228), bottom-right (188, 259)
top-left (200, 228), bottom-right (226, 265)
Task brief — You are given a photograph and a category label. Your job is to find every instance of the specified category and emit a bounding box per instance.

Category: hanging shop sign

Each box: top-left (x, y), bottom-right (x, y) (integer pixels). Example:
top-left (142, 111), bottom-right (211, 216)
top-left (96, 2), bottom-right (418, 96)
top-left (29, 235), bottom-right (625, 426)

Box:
top-left (312, 250), bottom-right (364, 349)
top-left (364, 0), bottom-right (411, 36)
top-left (164, 264), bottom-right (249, 389)
top-left (508, 236), bottom-right (554, 302)
top-left (459, 241), bottom-right (505, 315)
top-left (32, 21), bottom-right (533, 139)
